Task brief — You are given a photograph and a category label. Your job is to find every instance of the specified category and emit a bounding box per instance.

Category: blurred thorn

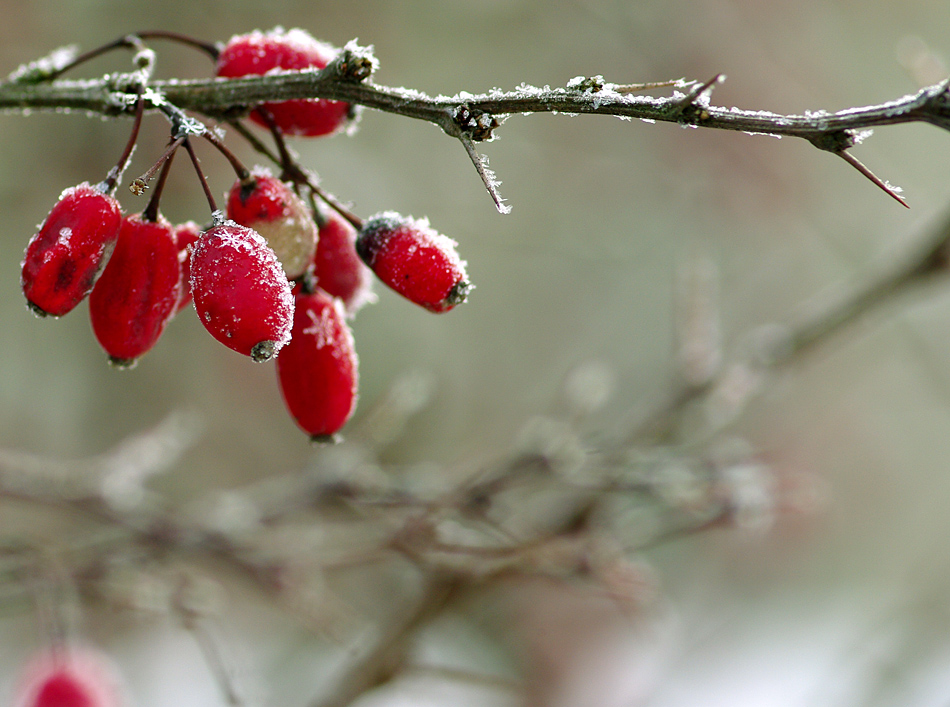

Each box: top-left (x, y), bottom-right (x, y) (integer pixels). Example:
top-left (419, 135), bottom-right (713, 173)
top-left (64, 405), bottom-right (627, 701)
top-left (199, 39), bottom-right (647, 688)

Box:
top-left (562, 360), bottom-right (617, 418)
top-left (98, 409), bottom-right (205, 513)
top-left (675, 248), bottom-right (722, 387)
top-left (352, 370), bottom-right (435, 448)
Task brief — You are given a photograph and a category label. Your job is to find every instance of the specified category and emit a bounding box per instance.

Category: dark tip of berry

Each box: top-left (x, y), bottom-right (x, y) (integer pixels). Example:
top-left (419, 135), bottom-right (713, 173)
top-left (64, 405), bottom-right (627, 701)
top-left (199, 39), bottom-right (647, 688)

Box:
top-left (310, 432), bottom-right (341, 446)
top-left (25, 300), bottom-right (50, 318)
top-left (446, 279), bottom-right (473, 306)
top-left (238, 178), bottom-right (258, 203)
top-left (251, 340), bottom-right (278, 362)
top-left (108, 356), bottom-right (138, 370)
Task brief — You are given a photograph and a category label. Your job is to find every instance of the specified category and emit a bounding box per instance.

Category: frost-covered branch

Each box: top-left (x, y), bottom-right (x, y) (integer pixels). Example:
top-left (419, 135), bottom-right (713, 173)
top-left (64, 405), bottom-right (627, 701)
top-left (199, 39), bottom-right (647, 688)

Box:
top-left (5, 39), bottom-right (950, 206)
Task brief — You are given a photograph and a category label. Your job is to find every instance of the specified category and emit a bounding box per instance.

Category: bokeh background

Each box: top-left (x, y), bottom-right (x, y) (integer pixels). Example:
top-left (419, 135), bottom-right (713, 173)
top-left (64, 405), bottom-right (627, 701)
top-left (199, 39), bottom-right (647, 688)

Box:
top-left (3, 1), bottom-right (950, 705)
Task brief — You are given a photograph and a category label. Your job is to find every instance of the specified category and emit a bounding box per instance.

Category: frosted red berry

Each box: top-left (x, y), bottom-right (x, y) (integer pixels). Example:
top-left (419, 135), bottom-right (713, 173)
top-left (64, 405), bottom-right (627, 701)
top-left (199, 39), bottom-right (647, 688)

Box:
top-left (356, 212), bottom-right (471, 313)
top-left (190, 221), bottom-right (294, 361)
top-left (312, 210), bottom-right (375, 316)
top-left (276, 288), bottom-right (358, 440)
top-left (226, 170), bottom-right (317, 279)
top-left (14, 647), bottom-right (120, 707)
top-left (173, 221), bottom-right (202, 313)
top-left (21, 183), bottom-right (122, 317)
top-left (216, 29), bottom-right (353, 137)
top-left (88, 214), bottom-right (181, 367)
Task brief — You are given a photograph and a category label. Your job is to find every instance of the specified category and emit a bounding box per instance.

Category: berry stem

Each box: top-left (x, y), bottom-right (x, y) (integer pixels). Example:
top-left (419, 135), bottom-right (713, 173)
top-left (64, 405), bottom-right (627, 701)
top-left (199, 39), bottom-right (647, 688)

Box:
top-left (45, 34), bottom-right (145, 80)
top-left (183, 138), bottom-right (219, 216)
top-left (198, 129), bottom-right (250, 184)
top-left (133, 30), bottom-right (220, 60)
top-left (227, 118), bottom-right (364, 230)
top-left (101, 91), bottom-right (145, 195)
top-left (46, 32), bottom-right (218, 81)
top-left (142, 146), bottom-right (175, 222)
top-left (255, 107), bottom-right (297, 180)
top-left (130, 135), bottom-right (185, 195)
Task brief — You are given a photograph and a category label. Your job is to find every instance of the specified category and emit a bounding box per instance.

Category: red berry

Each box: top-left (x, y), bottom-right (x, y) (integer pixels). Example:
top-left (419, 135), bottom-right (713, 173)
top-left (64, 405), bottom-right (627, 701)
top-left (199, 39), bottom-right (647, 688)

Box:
top-left (173, 221), bottom-right (202, 313)
top-left (226, 170), bottom-right (317, 279)
top-left (276, 288), bottom-right (358, 440)
top-left (21, 183), bottom-right (122, 317)
top-left (15, 647), bottom-right (120, 707)
top-left (356, 212), bottom-right (472, 313)
top-left (216, 29), bottom-right (353, 137)
top-left (190, 221), bottom-right (294, 361)
top-left (312, 210), bottom-right (375, 316)
top-left (88, 214), bottom-right (181, 367)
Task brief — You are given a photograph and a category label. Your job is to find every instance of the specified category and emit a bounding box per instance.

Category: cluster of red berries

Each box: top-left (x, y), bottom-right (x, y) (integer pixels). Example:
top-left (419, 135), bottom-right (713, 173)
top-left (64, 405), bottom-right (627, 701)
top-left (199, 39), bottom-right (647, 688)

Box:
top-left (19, 28), bottom-right (472, 441)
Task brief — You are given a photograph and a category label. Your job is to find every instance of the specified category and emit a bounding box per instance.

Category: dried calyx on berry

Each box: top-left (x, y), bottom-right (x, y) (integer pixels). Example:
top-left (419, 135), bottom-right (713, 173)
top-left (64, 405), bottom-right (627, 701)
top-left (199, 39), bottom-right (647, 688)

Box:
top-left (356, 212), bottom-right (472, 313)
top-left (312, 208), bottom-right (375, 317)
top-left (277, 286), bottom-right (358, 441)
top-left (190, 220), bottom-right (294, 362)
top-left (226, 168), bottom-right (317, 279)
top-left (216, 28), bottom-right (355, 137)
top-left (88, 214), bottom-right (181, 368)
top-left (21, 183), bottom-right (122, 318)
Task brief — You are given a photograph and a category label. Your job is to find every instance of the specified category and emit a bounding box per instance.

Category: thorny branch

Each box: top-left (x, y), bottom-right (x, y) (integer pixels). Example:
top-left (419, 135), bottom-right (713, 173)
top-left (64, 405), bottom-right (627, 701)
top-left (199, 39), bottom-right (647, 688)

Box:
top-left (5, 34), bottom-right (950, 707)
top-left (3, 40), bottom-right (950, 207)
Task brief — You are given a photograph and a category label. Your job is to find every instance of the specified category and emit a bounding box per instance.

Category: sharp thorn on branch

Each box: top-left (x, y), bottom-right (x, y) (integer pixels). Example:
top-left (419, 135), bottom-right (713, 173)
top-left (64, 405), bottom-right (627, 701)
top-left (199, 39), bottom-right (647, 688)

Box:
top-left (836, 150), bottom-right (910, 209)
top-left (614, 79), bottom-right (685, 94)
top-left (673, 73), bottom-right (725, 115)
top-left (460, 137), bottom-right (511, 214)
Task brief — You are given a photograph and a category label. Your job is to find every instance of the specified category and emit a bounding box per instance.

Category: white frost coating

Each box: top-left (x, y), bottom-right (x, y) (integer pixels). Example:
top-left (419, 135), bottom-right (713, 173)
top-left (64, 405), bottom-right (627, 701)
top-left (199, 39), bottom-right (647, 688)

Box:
top-left (363, 211), bottom-right (469, 274)
top-left (884, 180), bottom-right (904, 195)
top-left (192, 221), bottom-right (294, 352)
top-left (8, 44), bottom-right (78, 81)
top-left (851, 129), bottom-right (874, 145)
top-left (224, 26), bottom-right (338, 58)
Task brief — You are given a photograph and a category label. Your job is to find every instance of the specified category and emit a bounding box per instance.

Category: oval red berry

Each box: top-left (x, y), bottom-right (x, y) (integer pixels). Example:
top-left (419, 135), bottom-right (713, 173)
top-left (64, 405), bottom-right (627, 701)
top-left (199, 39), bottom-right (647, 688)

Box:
top-left (173, 221), bottom-right (201, 313)
top-left (191, 221), bottom-right (294, 361)
top-left (226, 170), bottom-right (317, 279)
top-left (276, 288), bottom-right (358, 440)
top-left (89, 214), bottom-right (181, 367)
top-left (21, 183), bottom-right (122, 317)
top-left (14, 647), bottom-right (121, 707)
top-left (216, 29), bottom-right (352, 137)
top-left (356, 212), bottom-right (471, 313)
top-left (313, 210), bottom-right (375, 316)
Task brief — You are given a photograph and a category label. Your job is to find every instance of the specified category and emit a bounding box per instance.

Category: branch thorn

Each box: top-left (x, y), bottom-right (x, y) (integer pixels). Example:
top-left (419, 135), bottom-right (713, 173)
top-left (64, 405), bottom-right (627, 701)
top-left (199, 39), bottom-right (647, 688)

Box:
top-left (836, 150), bottom-right (910, 209)
top-left (673, 73), bottom-right (725, 115)
top-left (460, 137), bottom-right (511, 214)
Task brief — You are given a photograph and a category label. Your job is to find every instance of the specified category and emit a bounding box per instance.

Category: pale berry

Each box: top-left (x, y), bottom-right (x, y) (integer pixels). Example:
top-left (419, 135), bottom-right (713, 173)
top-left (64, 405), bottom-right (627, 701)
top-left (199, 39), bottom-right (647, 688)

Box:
top-left (21, 183), bottom-right (122, 317)
top-left (216, 28), bottom-right (353, 137)
top-left (312, 210), bottom-right (375, 316)
top-left (276, 287), bottom-right (358, 440)
top-left (226, 169), bottom-right (317, 279)
top-left (173, 221), bottom-right (202, 313)
top-left (14, 647), bottom-right (120, 707)
top-left (88, 214), bottom-right (181, 367)
top-left (190, 221), bottom-right (294, 362)
top-left (356, 212), bottom-right (472, 313)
